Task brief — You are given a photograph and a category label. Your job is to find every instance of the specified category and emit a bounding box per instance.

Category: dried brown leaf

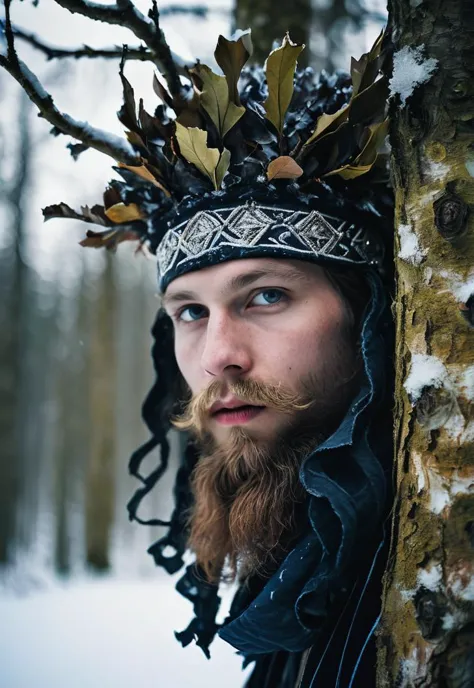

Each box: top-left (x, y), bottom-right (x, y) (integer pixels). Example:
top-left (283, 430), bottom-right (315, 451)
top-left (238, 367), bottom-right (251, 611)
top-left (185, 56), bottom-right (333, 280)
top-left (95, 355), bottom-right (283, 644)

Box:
top-left (267, 156), bottom-right (303, 180)
top-left (118, 161), bottom-right (171, 196)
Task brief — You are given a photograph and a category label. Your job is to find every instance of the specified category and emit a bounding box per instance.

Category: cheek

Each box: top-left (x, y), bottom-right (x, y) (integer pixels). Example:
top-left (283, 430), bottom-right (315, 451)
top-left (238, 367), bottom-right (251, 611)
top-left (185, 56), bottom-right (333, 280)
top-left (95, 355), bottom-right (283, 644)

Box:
top-left (269, 302), bottom-right (348, 375)
top-left (174, 336), bottom-right (200, 393)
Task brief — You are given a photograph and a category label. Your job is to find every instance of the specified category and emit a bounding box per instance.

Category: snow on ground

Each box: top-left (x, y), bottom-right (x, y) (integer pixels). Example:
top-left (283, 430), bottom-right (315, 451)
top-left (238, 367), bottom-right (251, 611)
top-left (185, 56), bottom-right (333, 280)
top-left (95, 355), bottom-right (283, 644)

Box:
top-left (0, 576), bottom-right (251, 688)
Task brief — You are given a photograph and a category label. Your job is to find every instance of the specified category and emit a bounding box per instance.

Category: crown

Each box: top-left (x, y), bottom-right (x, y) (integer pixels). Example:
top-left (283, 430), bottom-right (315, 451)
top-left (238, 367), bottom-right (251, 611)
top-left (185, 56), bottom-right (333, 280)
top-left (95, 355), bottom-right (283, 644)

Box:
top-left (39, 28), bottom-right (391, 284)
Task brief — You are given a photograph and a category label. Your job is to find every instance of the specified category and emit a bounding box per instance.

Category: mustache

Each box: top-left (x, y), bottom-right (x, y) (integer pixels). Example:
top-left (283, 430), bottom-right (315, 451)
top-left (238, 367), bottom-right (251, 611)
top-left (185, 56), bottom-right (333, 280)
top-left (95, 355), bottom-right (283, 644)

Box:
top-left (172, 379), bottom-right (312, 438)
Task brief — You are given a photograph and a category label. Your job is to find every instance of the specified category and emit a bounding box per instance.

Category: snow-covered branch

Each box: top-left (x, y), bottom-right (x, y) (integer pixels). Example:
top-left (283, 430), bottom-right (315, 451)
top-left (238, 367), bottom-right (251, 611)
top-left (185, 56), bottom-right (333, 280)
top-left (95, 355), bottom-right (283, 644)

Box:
top-left (53, 0), bottom-right (184, 96)
top-left (0, 0), bottom-right (139, 165)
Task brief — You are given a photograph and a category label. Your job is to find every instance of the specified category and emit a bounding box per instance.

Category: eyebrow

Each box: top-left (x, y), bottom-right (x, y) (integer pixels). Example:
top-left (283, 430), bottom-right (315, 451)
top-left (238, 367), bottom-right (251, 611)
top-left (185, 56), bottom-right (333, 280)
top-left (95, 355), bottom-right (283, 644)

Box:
top-left (162, 266), bottom-right (309, 308)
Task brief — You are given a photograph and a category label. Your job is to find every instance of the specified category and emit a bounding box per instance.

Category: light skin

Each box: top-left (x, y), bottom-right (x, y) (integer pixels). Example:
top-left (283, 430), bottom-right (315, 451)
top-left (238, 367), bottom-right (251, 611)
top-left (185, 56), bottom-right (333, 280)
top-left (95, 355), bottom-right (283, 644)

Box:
top-left (162, 257), bottom-right (358, 446)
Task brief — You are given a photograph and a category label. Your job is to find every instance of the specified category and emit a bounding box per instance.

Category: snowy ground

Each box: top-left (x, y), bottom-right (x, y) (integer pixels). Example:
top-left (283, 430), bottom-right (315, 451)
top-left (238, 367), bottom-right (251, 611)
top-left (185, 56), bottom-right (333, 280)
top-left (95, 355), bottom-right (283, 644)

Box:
top-left (0, 576), bottom-right (251, 688)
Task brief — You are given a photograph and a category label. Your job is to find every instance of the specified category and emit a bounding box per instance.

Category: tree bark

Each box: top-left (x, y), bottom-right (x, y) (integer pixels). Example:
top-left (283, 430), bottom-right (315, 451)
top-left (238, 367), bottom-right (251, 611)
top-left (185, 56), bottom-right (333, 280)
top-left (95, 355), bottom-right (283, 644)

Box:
top-left (379, 1), bottom-right (474, 686)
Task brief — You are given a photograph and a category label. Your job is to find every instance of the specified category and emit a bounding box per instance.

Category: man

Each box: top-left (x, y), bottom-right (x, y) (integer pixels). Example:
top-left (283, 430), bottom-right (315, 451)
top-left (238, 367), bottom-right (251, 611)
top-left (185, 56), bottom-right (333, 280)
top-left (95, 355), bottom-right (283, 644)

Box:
top-left (39, 28), bottom-right (394, 688)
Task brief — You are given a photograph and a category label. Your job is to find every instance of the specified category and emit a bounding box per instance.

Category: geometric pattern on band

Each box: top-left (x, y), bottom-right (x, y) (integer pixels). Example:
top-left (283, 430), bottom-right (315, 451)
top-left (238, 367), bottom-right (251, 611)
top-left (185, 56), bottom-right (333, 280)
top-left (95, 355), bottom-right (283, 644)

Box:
top-left (157, 201), bottom-right (383, 284)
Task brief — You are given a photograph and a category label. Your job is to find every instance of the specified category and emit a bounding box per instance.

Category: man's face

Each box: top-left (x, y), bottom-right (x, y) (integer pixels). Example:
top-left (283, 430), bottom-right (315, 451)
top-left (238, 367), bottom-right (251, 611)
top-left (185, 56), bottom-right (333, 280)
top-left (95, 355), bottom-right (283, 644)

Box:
top-left (163, 257), bottom-right (362, 581)
top-left (163, 257), bottom-right (358, 446)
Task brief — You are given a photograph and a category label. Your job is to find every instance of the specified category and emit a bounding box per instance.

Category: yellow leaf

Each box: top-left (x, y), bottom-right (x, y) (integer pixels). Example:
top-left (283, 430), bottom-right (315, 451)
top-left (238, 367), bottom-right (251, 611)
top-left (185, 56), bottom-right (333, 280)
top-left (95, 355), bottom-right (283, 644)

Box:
top-left (105, 203), bottom-right (144, 224)
top-left (118, 161), bottom-right (171, 197)
top-left (264, 33), bottom-right (305, 135)
top-left (175, 122), bottom-right (222, 189)
top-left (354, 118), bottom-right (389, 167)
top-left (267, 156), bottom-right (303, 180)
top-left (303, 103), bottom-right (350, 148)
top-left (191, 64), bottom-right (245, 138)
top-left (320, 119), bottom-right (388, 180)
top-left (323, 163), bottom-right (374, 180)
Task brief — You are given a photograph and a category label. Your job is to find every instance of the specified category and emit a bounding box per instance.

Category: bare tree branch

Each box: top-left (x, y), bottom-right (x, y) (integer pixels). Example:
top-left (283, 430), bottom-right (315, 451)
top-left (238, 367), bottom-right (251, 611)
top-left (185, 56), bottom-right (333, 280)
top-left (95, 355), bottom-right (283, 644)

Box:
top-left (53, 0), bottom-right (184, 96)
top-left (0, 0), bottom-right (140, 165)
top-left (10, 25), bottom-right (154, 61)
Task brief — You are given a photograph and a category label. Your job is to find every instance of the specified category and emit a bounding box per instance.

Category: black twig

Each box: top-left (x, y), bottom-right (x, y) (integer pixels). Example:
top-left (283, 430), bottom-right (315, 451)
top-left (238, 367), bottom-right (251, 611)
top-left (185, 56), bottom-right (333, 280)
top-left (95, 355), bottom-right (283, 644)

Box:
top-left (11, 25), bottom-right (154, 62)
top-left (53, 0), bottom-right (185, 96)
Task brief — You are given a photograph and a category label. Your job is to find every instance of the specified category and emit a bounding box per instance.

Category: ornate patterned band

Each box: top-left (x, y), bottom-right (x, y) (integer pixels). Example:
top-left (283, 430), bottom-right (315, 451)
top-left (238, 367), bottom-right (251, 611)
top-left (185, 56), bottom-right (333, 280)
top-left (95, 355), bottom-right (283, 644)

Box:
top-left (157, 201), bottom-right (384, 291)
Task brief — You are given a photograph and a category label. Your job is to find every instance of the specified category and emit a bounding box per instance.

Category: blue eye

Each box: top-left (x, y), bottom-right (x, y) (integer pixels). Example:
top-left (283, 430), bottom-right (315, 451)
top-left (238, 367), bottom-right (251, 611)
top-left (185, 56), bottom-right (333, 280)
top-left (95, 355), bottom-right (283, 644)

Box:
top-left (251, 289), bottom-right (284, 306)
top-left (178, 305), bottom-right (207, 322)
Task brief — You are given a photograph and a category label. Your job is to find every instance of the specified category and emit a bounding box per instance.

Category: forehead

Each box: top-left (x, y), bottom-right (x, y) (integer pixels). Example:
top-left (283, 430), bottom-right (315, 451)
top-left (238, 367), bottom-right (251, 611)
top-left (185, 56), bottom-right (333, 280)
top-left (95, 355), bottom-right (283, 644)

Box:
top-left (163, 258), bottom-right (325, 300)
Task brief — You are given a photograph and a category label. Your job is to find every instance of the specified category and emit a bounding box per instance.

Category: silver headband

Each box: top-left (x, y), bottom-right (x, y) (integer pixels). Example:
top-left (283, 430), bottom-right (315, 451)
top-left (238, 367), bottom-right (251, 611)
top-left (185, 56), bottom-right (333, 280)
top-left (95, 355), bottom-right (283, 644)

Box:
top-left (157, 202), bottom-right (383, 290)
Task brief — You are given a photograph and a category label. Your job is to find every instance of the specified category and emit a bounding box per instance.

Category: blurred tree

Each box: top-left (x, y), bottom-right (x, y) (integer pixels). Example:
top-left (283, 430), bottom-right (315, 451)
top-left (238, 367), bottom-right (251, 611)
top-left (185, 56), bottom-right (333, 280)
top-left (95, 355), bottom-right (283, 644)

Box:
top-left (233, 0), bottom-right (311, 66)
top-left (0, 91), bottom-right (31, 564)
top-left (85, 254), bottom-right (118, 571)
top-left (379, 0), bottom-right (474, 685)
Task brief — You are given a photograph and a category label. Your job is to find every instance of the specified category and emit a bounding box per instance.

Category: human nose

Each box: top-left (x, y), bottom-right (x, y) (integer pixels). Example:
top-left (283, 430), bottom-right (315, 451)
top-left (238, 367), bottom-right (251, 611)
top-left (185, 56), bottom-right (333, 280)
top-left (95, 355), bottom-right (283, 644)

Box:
top-left (200, 311), bottom-right (252, 378)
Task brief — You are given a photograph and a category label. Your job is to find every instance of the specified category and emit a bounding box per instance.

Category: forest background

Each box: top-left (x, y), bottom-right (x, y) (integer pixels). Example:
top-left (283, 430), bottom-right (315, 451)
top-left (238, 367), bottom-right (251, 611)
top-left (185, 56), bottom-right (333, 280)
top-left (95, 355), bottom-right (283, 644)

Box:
top-left (0, 1), bottom-right (386, 686)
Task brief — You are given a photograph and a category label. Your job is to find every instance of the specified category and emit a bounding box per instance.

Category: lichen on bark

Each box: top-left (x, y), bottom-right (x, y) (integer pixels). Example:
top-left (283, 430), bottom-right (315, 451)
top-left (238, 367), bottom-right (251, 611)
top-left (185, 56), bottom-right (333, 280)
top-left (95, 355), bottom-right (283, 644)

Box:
top-left (378, 1), bottom-right (474, 686)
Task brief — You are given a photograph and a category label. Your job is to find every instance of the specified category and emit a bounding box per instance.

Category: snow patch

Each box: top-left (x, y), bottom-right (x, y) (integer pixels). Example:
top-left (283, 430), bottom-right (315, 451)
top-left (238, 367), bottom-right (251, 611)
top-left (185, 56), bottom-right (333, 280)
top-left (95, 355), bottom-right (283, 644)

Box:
top-left (61, 114), bottom-right (136, 160)
top-left (412, 452), bottom-right (425, 493)
top-left (398, 223), bottom-right (427, 265)
top-left (424, 267), bottom-right (433, 284)
top-left (425, 465), bottom-right (473, 514)
top-left (442, 613), bottom-right (456, 630)
top-left (404, 354), bottom-right (449, 404)
top-left (444, 412), bottom-right (467, 440)
top-left (400, 647), bottom-right (420, 683)
top-left (451, 471), bottom-right (474, 497)
top-left (18, 57), bottom-right (51, 101)
top-left (418, 563), bottom-right (442, 591)
top-left (428, 470), bottom-right (451, 514)
top-left (438, 268), bottom-right (474, 303)
top-left (460, 420), bottom-right (474, 443)
top-left (460, 366), bottom-right (474, 401)
top-left (0, 577), bottom-right (248, 688)
top-left (426, 159), bottom-right (449, 181)
top-left (450, 575), bottom-right (474, 602)
top-left (442, 609), bottom-right (465, 631)
top-left (389, 46), bottom-right (438, 105)
top-left (399, 586), bottom-right (416, 602)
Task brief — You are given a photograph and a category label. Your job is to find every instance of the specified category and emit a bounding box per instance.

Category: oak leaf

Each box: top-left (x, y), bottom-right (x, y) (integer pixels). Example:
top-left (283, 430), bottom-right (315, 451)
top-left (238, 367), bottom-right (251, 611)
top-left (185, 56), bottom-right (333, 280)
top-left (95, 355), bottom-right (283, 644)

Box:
top-left (175, 122), bottom-right (229, 189)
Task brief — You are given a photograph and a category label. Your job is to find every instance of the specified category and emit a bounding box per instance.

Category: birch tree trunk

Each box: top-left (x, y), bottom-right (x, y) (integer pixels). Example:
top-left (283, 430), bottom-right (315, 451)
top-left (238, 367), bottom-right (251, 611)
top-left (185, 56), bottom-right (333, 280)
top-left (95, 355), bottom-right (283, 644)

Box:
top-left (379, 1), bottom-right (474, 685)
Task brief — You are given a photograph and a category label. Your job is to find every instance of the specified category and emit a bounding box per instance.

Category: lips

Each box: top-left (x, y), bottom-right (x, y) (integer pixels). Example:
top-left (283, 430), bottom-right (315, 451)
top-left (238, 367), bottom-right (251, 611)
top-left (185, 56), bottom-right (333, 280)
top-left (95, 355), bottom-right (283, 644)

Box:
top-left (209, 398), bottom-right (265, 425)
top-left (210, 399), bottom-right (257, 415)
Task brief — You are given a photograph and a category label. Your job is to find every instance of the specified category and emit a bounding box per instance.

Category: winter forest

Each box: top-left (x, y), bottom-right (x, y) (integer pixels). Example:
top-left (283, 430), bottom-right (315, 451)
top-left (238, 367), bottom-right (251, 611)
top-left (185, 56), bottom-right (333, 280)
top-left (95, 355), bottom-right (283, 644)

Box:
top-left (1, 0), bottom-right (473, 687)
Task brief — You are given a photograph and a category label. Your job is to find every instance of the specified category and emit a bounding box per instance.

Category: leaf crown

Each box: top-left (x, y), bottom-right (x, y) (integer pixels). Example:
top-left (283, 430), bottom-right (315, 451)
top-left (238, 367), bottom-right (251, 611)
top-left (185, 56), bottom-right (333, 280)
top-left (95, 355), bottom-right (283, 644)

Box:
top-left (44, 29), bottom-right (392, 255)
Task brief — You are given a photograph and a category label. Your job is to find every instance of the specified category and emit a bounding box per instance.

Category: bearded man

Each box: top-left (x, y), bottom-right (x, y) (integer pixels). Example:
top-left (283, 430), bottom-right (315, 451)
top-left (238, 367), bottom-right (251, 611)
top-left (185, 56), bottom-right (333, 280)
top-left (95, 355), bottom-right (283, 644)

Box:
top-left (35, 25), bottom-right (394, 688)
top-left (123, 29), bottom-right (394, 687)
